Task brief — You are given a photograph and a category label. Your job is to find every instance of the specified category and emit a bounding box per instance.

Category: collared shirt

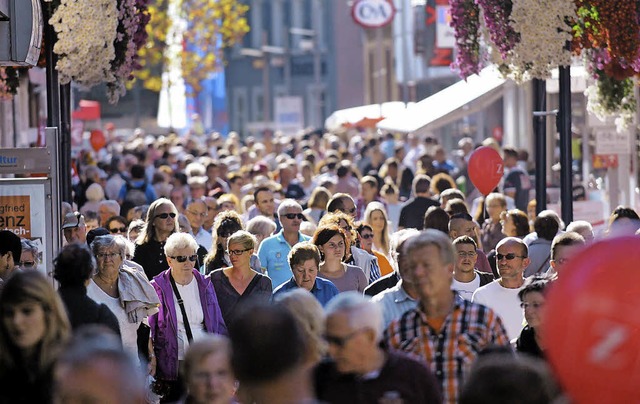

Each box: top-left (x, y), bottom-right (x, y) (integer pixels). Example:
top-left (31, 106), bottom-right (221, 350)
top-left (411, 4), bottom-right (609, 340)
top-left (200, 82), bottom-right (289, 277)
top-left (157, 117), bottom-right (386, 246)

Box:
top-left (194, 227), bottom-right (213, 252)
top-left (371, 280), bottom-right (417, 329)
top-left (258, 230), bottom-right (311, 288)
top-left (272, 277), bottom-right (339, 307)
top-left (384, 293), bottom-right (510, 404)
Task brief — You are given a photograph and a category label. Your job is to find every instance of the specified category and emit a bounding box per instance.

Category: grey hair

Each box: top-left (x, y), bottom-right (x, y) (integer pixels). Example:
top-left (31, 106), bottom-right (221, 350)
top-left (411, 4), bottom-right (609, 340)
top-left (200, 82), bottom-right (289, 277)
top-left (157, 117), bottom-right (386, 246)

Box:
top-left (99, 200), bottom-right (121, 216)
top-left (324, 292), bottom-right (384, 343)
top-left (566, 220), bottom-right (593, 239)
top-left (20, 238), bottom-right (39, 256)
top-left (390, 228), bottom-right (420, 275)
top-left (246, 216), bottom-right (277, 237)
top-left (90, 235), bottom-right (127, 259)
top-left (277, 199), bottom-right (303, 218)
top-left (401, 229), bottom-right (455, 267)
top-left (164, 232), bottom-right (199, 257)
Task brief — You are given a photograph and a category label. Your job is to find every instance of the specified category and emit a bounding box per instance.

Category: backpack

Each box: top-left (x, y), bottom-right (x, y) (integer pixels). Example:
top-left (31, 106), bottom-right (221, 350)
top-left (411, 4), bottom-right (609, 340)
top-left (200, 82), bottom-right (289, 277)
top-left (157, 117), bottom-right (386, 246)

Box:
top-left (121, 181), bottom-right (148, 217)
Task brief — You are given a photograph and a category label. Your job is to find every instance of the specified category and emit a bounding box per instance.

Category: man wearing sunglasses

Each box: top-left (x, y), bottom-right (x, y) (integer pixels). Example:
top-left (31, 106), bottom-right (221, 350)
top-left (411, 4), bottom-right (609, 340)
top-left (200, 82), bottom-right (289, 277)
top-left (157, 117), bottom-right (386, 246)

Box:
top-left (258, 199), bottom-right (310, 289)
top-left (316, 292), bottom-right (442, 403)
top-left (472, 237), bottom-right (530, 340)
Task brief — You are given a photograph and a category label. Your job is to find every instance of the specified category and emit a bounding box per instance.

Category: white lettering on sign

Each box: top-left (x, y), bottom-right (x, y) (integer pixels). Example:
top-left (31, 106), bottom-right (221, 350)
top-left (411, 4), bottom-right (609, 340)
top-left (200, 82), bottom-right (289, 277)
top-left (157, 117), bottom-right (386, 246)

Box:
top-left (351, 0), bottom-right (396, 28)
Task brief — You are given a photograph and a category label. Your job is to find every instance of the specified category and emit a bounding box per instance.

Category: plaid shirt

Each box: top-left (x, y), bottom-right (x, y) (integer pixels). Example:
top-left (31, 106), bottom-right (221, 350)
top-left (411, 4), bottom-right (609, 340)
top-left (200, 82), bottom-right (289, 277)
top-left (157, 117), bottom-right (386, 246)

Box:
top-left (384, 293), bottom-right (510, 404)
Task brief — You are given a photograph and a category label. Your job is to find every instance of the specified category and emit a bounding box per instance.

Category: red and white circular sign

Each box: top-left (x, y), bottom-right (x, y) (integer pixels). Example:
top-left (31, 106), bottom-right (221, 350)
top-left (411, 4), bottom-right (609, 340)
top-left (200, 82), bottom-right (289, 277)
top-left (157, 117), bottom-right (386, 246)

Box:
top-left (351, 0), bottom-right (396, 29)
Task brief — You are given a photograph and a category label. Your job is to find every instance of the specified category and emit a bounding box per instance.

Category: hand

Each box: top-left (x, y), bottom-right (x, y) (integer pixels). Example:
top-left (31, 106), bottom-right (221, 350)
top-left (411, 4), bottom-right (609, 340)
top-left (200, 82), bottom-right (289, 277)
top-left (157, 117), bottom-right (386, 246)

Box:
top-left (148, 354), bottom-right (157, 377)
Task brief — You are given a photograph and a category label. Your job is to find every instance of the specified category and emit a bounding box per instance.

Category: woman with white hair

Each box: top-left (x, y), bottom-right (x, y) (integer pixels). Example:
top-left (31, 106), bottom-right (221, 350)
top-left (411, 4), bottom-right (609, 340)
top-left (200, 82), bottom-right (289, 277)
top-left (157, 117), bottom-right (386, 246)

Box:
top-left (80, 183), bottom-right (105, 216)
top-left (149, 232), bottom-right (227, 401)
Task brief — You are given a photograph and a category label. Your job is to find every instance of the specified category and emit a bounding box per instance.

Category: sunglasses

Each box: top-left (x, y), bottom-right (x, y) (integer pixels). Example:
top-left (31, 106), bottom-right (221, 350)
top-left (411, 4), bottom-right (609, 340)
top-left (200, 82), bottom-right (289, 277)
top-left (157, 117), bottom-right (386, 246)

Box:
top-left (170, 254), bottom-right (198, 263)
top-left (359, 233), bottom-right (374, 239)
top-left (283, 213), bottom-right (305, 220)
top-left (155, 212), bottom-right (177, 220)
top-left (20, 261), bottom-right (36, 268)
top-left (496, 253), bottom-right (527, 261)
top-left (109, 227), bottom-right (127, 234)
top-left (345, 207), bottom-right (357, 214)
top-left (218, 229), bottom-right (239, 238)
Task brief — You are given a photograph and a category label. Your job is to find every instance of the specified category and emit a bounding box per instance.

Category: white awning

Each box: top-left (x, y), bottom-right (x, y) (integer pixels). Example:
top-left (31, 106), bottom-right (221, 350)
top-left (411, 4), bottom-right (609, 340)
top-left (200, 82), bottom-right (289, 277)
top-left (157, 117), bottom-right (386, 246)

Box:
top-left (376, 66), bottom-right (506, 134)
top-left (324, 101), bottom-right (410, 131)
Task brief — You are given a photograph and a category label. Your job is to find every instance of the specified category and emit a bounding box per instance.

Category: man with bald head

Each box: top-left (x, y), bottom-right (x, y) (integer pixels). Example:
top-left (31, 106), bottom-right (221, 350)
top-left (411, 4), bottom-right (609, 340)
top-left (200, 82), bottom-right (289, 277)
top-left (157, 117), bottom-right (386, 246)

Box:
top-left (472, 237), bottom-right (529, 340)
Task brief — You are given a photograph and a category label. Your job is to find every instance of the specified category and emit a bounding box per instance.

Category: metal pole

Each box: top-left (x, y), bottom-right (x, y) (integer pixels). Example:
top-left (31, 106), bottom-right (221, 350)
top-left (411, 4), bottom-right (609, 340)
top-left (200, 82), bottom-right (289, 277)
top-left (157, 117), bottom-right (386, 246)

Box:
top-left (44, 2), bottom-right (60, 129)
top-left (532, 78), bottom-right (547, 213)
top-left (558, 66), bottom-right (573, 224)
top-left (284, 27), bottom-right (291, 96)
top-left (375, 27), bottom-right (384, 103)
top-left (59, 83), bottom-right (72, 203)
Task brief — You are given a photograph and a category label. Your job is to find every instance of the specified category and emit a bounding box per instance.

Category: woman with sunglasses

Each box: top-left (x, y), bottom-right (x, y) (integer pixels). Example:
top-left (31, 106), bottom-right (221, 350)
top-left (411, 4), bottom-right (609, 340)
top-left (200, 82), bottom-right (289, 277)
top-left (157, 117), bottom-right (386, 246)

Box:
top-left (208, 230), bottom-right (272, 326)
top-left (104, 215), bottom-right (129, 236)
top-left (355, 223), bottom-right (393, 277)
top-left (149, 232), bottom-right (227, 402)
top-left (133, 198), bottom-right (180, 280)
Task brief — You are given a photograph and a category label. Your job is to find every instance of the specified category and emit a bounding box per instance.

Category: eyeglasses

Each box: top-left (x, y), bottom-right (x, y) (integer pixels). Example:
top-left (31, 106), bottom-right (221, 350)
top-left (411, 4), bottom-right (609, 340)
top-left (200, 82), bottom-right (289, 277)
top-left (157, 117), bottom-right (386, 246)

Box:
top-left (457, 251), bottom-right (478, 258)
top-left (109, 227), bottom-right (127, 234)
top-left (155, 212), bottom-right (177, 220)
top-left (283, 213), bottom-right (305, 220)
top-left (520, 302), bottom-right (544, 310)
top-left (323, 329), bottom-right (365, 347)
top-left (170, 255), bottom-right (198, 263)
top-left (359, 233), bottom-right (374, 239)
top-left (96, 252), bottom-right (120, 260)
top-left (496, 253), bottom-right (527, 261)
top-left (227, 248), bottom-right (252, 256)
top-left (187, 210), bottom-right (207, 218)
top-left (20, 261), bottom-right (36, 268)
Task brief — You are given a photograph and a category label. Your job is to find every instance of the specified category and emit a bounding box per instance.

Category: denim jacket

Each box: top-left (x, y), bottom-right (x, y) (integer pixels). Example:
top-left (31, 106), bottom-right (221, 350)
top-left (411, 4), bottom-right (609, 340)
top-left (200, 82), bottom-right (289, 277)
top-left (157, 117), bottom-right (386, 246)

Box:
top-left (149, 269), bottom-right (227, 381)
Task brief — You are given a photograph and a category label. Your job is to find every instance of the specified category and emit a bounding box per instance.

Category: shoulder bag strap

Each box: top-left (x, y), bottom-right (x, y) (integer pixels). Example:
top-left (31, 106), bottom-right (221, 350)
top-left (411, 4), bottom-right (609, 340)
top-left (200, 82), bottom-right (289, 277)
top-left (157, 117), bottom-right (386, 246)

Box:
top-left (169, 273), bottom-right (194, 342)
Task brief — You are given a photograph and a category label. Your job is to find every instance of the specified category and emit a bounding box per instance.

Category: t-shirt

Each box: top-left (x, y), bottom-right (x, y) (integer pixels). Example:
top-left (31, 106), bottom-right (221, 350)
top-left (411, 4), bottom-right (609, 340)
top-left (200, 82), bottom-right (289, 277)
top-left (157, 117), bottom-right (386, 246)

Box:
top-left (318, 264), bottom-right (368, 293)
top-left (504, 167), bottom-right (532, 211)
top-left (472, 280), bottom-right (524, 340)
top-left (87, 280), bottom-right (141, 358)
top-left (172, 278), bottom-right (207, 359)
top-left (452, 274), bottom-right (481, 301)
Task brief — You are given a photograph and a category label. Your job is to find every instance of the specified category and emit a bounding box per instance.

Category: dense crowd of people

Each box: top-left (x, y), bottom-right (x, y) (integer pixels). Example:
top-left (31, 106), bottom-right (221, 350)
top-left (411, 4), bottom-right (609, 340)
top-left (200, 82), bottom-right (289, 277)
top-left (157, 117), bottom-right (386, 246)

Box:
top-left (0, 127), bottom-right (638, 403)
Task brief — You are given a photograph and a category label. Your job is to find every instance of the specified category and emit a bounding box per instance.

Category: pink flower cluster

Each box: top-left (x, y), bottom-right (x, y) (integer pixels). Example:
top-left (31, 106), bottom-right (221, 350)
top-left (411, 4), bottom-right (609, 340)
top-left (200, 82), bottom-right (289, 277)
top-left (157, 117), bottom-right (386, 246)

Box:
top-left (476, 0), bottom-right (519, 59)
top-left (450, 0), bottom-right (482, 79)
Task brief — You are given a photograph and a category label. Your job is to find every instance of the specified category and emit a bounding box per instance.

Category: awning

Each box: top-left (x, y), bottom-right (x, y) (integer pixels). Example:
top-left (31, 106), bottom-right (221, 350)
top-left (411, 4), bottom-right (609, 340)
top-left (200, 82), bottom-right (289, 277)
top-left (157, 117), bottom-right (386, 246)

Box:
top-left (376, 66), bottom-right (506, 134)
top-left (324, 101), bottom-right (409, 131)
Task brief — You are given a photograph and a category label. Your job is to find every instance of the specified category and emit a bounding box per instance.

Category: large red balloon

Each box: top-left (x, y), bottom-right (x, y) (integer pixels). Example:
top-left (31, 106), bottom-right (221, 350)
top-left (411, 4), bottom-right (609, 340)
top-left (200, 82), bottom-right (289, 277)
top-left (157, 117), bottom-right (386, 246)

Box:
top-left (90, 129), bottom-right (106, 152)
top-left (544, 236), bottom-right (640, 403)
top-left (467, 146), bottom-right (504, 195)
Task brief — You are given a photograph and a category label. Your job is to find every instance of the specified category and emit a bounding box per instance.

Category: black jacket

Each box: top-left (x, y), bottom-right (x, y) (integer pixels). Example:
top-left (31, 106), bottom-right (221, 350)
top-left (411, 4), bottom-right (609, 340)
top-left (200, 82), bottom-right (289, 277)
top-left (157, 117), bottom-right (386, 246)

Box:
top-left (58, 285), bottom-right (120, 335)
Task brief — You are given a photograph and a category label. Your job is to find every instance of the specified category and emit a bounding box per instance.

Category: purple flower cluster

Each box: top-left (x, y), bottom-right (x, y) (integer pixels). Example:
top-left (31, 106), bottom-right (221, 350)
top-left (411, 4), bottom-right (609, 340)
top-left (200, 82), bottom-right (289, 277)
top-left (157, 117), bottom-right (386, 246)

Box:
top-left (450, 0), bottom-right (482, 79)
top-left (476, 0), bottom-right (519, 59)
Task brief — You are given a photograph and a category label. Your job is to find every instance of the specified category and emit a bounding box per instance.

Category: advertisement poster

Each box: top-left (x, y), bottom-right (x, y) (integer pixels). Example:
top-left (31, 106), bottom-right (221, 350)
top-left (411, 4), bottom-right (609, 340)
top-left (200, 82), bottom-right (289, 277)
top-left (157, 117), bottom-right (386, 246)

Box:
top-left (0, 182), bottom-right (47, 274)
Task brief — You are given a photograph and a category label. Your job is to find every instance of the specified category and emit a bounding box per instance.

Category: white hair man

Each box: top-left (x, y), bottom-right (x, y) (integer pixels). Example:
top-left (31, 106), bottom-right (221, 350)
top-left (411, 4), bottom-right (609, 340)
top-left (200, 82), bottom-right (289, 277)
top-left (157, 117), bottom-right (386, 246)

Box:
top-left (316, 292), bottom-right (441, 403)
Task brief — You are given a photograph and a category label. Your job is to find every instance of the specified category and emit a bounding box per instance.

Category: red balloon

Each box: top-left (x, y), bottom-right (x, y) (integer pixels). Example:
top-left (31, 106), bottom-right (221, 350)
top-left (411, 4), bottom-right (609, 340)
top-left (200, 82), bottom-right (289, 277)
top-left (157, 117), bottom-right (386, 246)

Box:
top-left (544, 237), bottom-right (640, 404)
top-left (90, 129), bottom-right (106, 152)
top-left (467, 146), bottom-right (504, 195)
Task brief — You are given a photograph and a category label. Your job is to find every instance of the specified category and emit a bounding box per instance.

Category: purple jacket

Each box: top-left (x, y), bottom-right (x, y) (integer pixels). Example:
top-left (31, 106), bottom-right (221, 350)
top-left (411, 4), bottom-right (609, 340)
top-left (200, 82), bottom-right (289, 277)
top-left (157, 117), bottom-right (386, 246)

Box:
top-left (149, 269), bottom-right (227, 381)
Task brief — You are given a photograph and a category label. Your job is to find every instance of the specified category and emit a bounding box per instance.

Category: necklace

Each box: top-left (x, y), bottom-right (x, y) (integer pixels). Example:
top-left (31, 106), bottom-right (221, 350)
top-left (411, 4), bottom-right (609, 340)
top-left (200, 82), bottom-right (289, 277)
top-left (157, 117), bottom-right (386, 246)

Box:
top-left (96, 273), bottom-right (118, 289)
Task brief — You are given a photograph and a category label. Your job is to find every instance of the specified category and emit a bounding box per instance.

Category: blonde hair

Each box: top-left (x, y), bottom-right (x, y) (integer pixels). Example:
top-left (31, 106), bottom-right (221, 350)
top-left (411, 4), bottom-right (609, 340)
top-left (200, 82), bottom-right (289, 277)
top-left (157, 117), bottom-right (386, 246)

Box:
top-left (363, 201), bottom-right (390, 254)
top-left (274, 289), bottom-right (326, 365)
